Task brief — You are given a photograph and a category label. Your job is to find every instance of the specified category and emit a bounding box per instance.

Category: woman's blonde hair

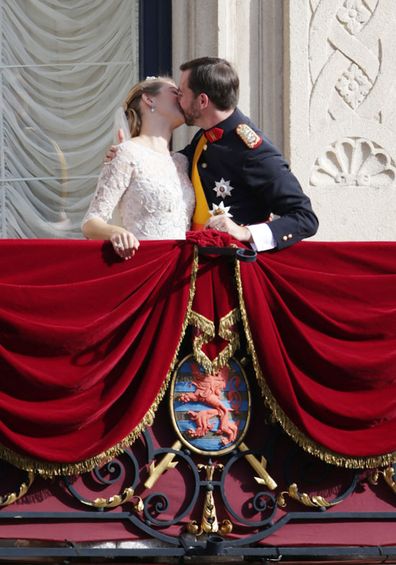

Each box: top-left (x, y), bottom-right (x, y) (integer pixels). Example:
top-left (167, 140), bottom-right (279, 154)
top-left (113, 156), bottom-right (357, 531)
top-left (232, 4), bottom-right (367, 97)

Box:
top-left (123, 76), bottom-right (173, 137)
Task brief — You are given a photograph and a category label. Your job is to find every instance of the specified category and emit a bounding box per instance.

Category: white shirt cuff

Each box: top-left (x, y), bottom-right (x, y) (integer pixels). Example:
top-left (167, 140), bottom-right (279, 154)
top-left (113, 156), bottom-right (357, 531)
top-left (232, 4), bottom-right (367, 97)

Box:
top-left (247, 223), bottom-right (276, 252)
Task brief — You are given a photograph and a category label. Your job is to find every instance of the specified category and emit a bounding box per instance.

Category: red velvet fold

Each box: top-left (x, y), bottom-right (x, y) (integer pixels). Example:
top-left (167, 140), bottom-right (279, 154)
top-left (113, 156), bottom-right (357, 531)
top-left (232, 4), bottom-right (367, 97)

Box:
top-left (0, 240), bottom-right (193, 466)
top-left (239, 241), bottom-right (396, 458)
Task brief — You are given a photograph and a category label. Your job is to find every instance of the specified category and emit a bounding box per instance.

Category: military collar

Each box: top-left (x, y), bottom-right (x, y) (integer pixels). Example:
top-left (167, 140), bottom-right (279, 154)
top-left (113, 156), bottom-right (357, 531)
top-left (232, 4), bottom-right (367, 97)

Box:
top-left (204, 127), bottom-right (223, 143)
top-left (203, 108), bottom-right (246, 142)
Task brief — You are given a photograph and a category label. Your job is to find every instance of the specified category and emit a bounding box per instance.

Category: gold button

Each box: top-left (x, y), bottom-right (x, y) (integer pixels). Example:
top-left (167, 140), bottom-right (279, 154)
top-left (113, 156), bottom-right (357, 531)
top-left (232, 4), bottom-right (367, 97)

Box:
top-left (203, 144), bottom-right (208, 151)
top-left (288, 233), bottom-right (293, 239)
top-left (282, 235), bottom-right (288, 241)
top-left (201, 163), bottom-right (207, 168)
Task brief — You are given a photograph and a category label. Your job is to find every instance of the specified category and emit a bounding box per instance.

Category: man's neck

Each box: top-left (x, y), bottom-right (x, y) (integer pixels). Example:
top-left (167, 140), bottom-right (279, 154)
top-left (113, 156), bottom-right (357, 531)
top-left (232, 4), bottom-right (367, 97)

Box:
top-left (196, 107), bottom-right (235, 130)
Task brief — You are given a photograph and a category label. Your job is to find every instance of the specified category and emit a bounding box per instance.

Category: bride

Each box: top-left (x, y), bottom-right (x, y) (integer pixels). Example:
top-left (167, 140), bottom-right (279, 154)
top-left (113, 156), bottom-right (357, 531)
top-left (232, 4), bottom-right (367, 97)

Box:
top-left (81, 77), bottom-right (195, 260)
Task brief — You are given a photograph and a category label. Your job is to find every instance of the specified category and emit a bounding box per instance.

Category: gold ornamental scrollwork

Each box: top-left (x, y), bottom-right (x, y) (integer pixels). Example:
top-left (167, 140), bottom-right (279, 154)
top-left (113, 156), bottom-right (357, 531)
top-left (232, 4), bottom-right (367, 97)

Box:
top-left (238, 442), bottom-right (277, 490)
top-left (369, 466), bottom-right (396, 496)
top-left (186, 463), bottom-right (233, 536)
top-left (0, 471), bottom-right (35, 507)
top-left (78, 487), bottom-right (144, 511)
top-left (144, 440), bottom-right (182, 490)
top-left (277, 483), bottom-right (342, 509)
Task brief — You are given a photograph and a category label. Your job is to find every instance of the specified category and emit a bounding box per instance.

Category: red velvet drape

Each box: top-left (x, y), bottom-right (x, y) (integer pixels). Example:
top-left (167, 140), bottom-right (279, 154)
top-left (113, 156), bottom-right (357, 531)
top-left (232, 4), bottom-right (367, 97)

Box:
top-left (0, 239), bottom-right (194, 472)
top-left (239, 242), bottom-right (396, 464)
top-left (0, 238), bottom-right (395, 473)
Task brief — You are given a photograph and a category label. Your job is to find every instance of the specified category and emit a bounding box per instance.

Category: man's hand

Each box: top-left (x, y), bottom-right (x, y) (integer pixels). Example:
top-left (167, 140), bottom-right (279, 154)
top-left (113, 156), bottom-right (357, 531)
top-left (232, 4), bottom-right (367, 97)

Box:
top-left (206, 215), bottom-right (253, 242)
top-left (104, 128), bottom-right (125, 163)
top-left (110, 230), bottom-right (139, 260)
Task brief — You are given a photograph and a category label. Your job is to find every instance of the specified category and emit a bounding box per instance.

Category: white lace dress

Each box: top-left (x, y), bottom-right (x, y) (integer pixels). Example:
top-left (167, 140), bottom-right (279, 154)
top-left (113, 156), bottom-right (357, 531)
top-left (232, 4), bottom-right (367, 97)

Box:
top-left (82, 140), bottom-right (195, 240)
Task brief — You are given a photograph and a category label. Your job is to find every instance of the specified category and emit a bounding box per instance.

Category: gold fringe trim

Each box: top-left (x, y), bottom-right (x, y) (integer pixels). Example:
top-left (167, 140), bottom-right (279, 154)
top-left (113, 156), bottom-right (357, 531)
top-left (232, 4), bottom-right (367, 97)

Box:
top-left (219, 308), bottom-right (240, 341)
top-left (234, 260), bottom-right (396, 470)
top-left (189, 308), bottom-right (240, 373)
top-left (189, 311), bottom-right (215, 338)
top-left (0, 247), bottom-right (199, 477)
top-left (217, 308), bottom-right (240, 369)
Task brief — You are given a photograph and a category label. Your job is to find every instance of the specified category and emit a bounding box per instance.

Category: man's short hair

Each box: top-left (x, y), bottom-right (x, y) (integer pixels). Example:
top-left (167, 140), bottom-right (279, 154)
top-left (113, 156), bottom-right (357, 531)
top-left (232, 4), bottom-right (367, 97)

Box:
top-left (180, 57), bottom-right (239, 110)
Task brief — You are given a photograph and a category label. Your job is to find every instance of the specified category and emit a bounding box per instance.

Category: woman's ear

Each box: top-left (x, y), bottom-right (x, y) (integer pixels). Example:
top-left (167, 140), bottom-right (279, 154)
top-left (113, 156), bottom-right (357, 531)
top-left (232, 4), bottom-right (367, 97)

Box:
top-left (141, 92), bottom-right (155, 110)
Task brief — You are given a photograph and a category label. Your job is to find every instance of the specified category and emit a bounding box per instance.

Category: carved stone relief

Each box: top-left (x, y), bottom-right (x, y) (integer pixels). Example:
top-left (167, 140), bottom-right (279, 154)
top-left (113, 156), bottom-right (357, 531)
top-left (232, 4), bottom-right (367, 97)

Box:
top-left (336, 0), bottom-right (374, 36)
top-left (308, 0), bottom-right (380, 128)
top-left (335, 64), bottom-right (373, 110)
top-left (286, 0), bottom-right (396, 240)
top-left (310, 138), bottom-right (396, 188)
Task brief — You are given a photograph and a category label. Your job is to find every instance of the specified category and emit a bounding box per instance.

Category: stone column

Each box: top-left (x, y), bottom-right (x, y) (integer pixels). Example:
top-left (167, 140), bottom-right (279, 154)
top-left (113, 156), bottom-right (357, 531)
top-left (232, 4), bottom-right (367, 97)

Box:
top-left (285, 0), bottom-right (396, 240)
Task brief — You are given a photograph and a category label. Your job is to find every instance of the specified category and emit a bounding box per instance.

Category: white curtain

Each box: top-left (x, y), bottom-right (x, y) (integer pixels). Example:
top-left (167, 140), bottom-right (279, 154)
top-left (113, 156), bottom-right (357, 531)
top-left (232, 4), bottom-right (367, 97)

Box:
top-left (0, 0), bottom-right (139, 238)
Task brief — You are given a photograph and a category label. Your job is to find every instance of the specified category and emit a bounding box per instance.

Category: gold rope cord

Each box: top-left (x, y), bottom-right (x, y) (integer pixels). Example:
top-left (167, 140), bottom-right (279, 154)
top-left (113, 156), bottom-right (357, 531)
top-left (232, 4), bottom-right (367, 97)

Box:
top-left (189, 308), bottom-right (240, 373)
top-left (0, 247), bottom-right (200, 477)
top-left (234, 260), bottom-right (396, 470)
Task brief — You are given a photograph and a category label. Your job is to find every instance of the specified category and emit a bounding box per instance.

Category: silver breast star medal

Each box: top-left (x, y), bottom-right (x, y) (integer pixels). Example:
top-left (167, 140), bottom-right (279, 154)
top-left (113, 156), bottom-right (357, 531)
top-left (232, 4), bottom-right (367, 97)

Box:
top-left (209, 201), bottom-right (233, 218)
top-left (213, 178), bottom-right (234, 199)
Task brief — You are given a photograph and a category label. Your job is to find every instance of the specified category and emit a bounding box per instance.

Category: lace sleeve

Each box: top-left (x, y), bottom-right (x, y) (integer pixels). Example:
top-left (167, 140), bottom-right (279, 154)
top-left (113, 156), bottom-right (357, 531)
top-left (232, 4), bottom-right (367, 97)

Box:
top-left (82, 144), bottom-right (136, 226)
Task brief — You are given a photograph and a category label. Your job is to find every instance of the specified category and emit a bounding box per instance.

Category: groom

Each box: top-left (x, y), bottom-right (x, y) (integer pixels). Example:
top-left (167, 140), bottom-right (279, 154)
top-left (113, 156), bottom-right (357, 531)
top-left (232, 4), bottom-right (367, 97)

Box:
top-left (111, 57), bottom-right (318, 251)
top-left (177, 57), bottom-right (318, 251)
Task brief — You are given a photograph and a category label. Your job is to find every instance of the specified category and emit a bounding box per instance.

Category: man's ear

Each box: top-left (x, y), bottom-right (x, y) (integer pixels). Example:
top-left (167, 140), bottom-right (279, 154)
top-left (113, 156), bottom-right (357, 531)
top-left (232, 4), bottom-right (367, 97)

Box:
top-left (199, 92), bottom-right (209, 110)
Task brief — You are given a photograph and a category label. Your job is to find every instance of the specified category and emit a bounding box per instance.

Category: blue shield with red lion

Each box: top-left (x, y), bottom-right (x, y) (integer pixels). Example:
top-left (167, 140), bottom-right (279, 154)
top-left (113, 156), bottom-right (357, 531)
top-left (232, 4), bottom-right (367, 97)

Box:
top-left (170, 355), bottom-right (251, 455)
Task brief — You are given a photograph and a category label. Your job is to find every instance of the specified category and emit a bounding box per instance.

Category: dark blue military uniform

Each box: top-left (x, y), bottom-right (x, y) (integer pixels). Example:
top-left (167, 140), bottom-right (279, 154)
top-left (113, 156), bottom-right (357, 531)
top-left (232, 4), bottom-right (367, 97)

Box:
top-left (181, 108), bottom-right (318, 250)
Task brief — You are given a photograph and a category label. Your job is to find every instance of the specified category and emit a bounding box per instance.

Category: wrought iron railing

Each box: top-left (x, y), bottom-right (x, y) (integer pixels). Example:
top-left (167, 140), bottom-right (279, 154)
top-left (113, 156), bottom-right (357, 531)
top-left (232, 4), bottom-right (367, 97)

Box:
top-left (0, 421), bottom-right (395, 561)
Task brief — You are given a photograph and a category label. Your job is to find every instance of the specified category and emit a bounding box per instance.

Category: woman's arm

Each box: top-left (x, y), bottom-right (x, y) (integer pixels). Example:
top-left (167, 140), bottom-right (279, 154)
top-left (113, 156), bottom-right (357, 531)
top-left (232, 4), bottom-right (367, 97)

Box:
top-left (82, 143), bottom-right (139, 259)
top-left (82, 217), bottom-right (139, 260)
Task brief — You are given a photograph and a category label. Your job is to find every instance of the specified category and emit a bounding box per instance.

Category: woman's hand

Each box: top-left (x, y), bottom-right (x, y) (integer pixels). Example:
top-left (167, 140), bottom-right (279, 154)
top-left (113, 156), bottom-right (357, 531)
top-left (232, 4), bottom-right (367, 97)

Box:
top-left (104, 129), bottom-right (125, 163)
top-left (110, 230), bottom-right (140, 260)
top-left (82, 218), bottom-right (139, 259)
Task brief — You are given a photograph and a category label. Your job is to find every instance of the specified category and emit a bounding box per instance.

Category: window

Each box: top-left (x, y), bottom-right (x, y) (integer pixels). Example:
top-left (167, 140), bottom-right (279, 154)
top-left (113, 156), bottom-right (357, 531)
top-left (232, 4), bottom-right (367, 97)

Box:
top-left (0, 0), bottom-right (139, 238)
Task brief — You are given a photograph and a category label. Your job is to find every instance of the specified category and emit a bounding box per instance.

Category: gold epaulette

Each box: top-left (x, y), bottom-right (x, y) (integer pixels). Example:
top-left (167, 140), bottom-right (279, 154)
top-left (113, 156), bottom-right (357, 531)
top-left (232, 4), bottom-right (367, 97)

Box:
top-left (236, 124), bottom-right (262, 149)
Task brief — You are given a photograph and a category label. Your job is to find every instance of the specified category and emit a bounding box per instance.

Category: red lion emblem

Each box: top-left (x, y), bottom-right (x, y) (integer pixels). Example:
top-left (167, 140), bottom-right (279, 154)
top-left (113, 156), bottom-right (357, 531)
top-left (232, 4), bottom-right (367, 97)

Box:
top-left (179, 366), bottom-right (239, 446)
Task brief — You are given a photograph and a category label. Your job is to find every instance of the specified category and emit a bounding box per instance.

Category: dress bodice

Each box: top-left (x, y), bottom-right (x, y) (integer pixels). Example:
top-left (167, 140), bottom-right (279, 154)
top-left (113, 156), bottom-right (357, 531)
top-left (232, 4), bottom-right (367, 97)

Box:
top-left (82, 140), bottom-right (195, 240)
